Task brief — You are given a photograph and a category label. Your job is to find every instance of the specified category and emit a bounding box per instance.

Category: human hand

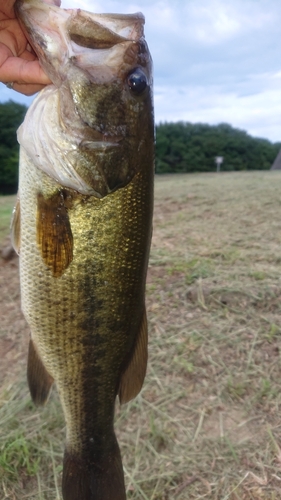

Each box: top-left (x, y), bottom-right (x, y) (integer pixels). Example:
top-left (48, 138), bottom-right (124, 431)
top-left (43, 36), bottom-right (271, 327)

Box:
top-left (0, 0), bottom-right (52, 96)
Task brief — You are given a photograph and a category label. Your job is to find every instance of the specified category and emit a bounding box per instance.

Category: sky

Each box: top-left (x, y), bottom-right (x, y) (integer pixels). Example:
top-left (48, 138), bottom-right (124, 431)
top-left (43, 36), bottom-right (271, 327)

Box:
top-left (1, 0), bottom-right (281, 143)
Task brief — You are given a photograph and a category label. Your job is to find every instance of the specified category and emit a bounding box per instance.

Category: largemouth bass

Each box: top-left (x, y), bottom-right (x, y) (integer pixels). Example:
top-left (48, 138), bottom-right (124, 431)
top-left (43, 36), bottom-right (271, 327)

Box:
top-left (12, 1), bottom-right (154, 499)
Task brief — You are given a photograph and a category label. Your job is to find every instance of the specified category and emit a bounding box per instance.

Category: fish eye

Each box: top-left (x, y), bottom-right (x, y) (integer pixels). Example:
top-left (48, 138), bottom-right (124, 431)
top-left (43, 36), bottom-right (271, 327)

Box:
top-left (127, 68), bottom-right (148, 95)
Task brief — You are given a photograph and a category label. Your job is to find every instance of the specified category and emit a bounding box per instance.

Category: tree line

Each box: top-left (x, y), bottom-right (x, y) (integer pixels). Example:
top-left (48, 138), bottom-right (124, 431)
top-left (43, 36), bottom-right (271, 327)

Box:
top-left (0, 101), bottom-right (280, 194)
top-left (0, 101), bottom-right (27, 194)
top-left (155, 121), bottom-right (280, 174)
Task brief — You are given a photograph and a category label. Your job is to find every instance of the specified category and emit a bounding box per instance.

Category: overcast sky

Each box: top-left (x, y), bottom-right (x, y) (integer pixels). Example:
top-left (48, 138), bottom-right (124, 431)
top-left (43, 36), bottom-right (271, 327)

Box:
top-left (1, 0), bottom-right (280, 142)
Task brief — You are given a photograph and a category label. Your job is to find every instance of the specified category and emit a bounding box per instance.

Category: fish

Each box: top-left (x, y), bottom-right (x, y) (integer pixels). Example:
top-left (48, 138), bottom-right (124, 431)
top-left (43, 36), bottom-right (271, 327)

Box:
top-left (12, 1), bottom-right (154, 499)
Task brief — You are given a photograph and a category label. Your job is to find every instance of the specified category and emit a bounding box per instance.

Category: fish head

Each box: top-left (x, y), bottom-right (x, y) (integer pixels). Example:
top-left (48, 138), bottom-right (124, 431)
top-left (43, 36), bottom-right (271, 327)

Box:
top-left (15, 0), bottom-right (154, 197)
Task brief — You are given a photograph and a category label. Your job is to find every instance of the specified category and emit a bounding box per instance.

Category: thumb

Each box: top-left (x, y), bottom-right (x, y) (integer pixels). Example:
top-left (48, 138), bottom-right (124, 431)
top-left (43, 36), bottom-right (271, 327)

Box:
top-left (1, 56), bottom-right (51, 85)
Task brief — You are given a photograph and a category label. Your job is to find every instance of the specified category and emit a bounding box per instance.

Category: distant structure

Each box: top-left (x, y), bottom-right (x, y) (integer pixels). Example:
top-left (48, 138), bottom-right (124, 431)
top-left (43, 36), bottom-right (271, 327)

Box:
top-left (215, 156), bottom-right (224, 172)
top-left (271, 150), bottom-right (281, 170)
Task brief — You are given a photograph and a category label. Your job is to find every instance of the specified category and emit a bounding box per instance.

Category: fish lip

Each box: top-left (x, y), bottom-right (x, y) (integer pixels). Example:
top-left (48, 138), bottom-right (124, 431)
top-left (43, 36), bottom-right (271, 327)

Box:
top-left (15, 0), bottom-right (145, 37)
top-left (81, 140), bottom-right (121, 149)
top-left (15, 0), bottom-right (60, 7)
top-left (79, 130), bottom-right (124, 147)
top-left (94, 134), bottom-right (124, 144)
top-left (43, 0), bottom-right (61, 5)
top-left (34, 0), bottom-right (61, 5)
top-left (81, 131), bottom-right (126, 148)
top-left (16, 0), bottom-right (153, 198)
top-left (15, 0), bottom-right (147, 88)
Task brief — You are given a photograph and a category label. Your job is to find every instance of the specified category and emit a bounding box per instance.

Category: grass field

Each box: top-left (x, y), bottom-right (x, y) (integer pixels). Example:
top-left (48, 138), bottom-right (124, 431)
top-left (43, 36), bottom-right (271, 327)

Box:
top-left (0, 195), bottom-right (16, 243)
top-left (1, 171), bottom-right (281, 499)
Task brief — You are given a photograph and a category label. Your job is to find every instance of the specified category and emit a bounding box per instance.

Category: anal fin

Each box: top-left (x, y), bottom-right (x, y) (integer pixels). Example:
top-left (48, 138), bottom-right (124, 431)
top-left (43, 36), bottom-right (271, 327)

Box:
top-left (118, 308), bottom-right (148, 404)
top-left (27, 339), bottom-right (54, 405)
top-left (10, 196), bottom-right (21, 254)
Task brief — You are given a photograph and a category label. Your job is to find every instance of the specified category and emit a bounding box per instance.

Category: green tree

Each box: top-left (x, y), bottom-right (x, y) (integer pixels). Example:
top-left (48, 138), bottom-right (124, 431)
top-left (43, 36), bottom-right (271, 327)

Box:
top-left (0, 101), bottom-right (27, 194)
top-left (155, 122), bottom-right (280, 174)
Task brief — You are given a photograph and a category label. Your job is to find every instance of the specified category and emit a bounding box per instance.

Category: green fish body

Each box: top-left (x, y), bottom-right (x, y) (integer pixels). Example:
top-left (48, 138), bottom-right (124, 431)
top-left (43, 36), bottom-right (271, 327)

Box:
top-left (13, 1), bottom-right (154, 499)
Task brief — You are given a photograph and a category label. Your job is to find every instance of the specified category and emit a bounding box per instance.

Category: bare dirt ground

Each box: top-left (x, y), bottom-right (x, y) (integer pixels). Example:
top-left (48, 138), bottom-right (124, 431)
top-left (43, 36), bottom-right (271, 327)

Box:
top-left (0, 243), bottom-right (27, 381)
top-left (2, 171), bottom-right (281, 499)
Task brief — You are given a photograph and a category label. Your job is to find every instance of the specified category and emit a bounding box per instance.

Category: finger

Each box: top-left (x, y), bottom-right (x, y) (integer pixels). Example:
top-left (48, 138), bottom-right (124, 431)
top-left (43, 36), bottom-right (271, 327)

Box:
top-left (1, 1), bottom-right (17, 18)
top-left (0, 56), bottom-right (51, 85)
top-left (12, 81), bottom-right (47, 96)
top-left (19, 47), bottom-right (40, 62)
top-left (0, 19), bottom-right (27, 56)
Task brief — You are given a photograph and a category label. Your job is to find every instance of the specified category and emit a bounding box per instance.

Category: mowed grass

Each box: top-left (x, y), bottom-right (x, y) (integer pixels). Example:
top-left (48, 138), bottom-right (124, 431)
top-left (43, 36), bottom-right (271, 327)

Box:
top-left (0, 195), bottom-right (16, 243)
top-left (2, 171), bottom-right (281, 499)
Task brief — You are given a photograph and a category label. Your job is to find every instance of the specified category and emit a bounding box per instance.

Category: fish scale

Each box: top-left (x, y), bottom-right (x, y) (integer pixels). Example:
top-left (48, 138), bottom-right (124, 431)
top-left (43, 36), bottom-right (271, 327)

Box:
top-left (13, 1), bottom-right (154, 498)
top-left (19, 147), bottom-right (152, 452)
top-left (18, 141), bottom-right (153, 498)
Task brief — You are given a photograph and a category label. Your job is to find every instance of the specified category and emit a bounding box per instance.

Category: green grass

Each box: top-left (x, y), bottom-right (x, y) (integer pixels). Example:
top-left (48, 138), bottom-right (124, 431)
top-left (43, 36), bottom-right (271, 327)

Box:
top-left (0, 195), bottom-right (16, 244)
top-left (2, 171), bottom-right (281, 499)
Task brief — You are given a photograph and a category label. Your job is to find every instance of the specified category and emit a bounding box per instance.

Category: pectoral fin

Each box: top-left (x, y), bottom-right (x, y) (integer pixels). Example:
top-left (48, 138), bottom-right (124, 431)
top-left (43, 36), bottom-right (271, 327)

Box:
top-left (10, 196), bottom-right (21, 254)
top-left (27, 339), bottom-right (54, 405)
top-left (118, 309), bottom-right (148, 404)
top-left (37, 191), bottom-right (73, 278)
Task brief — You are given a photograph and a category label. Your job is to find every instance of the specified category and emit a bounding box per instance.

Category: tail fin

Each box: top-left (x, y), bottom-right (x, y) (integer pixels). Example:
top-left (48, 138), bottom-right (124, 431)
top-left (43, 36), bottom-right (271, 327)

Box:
top-left (62, 439), bottom-right (126, 500)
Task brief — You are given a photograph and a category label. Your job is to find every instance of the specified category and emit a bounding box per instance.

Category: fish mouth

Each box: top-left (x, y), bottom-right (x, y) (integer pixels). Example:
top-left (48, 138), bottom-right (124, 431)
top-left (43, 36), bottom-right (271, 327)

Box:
top-left (15, 0), bottom-right (153, 198)
top-left (15, 0), bottom-right (146, 88)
